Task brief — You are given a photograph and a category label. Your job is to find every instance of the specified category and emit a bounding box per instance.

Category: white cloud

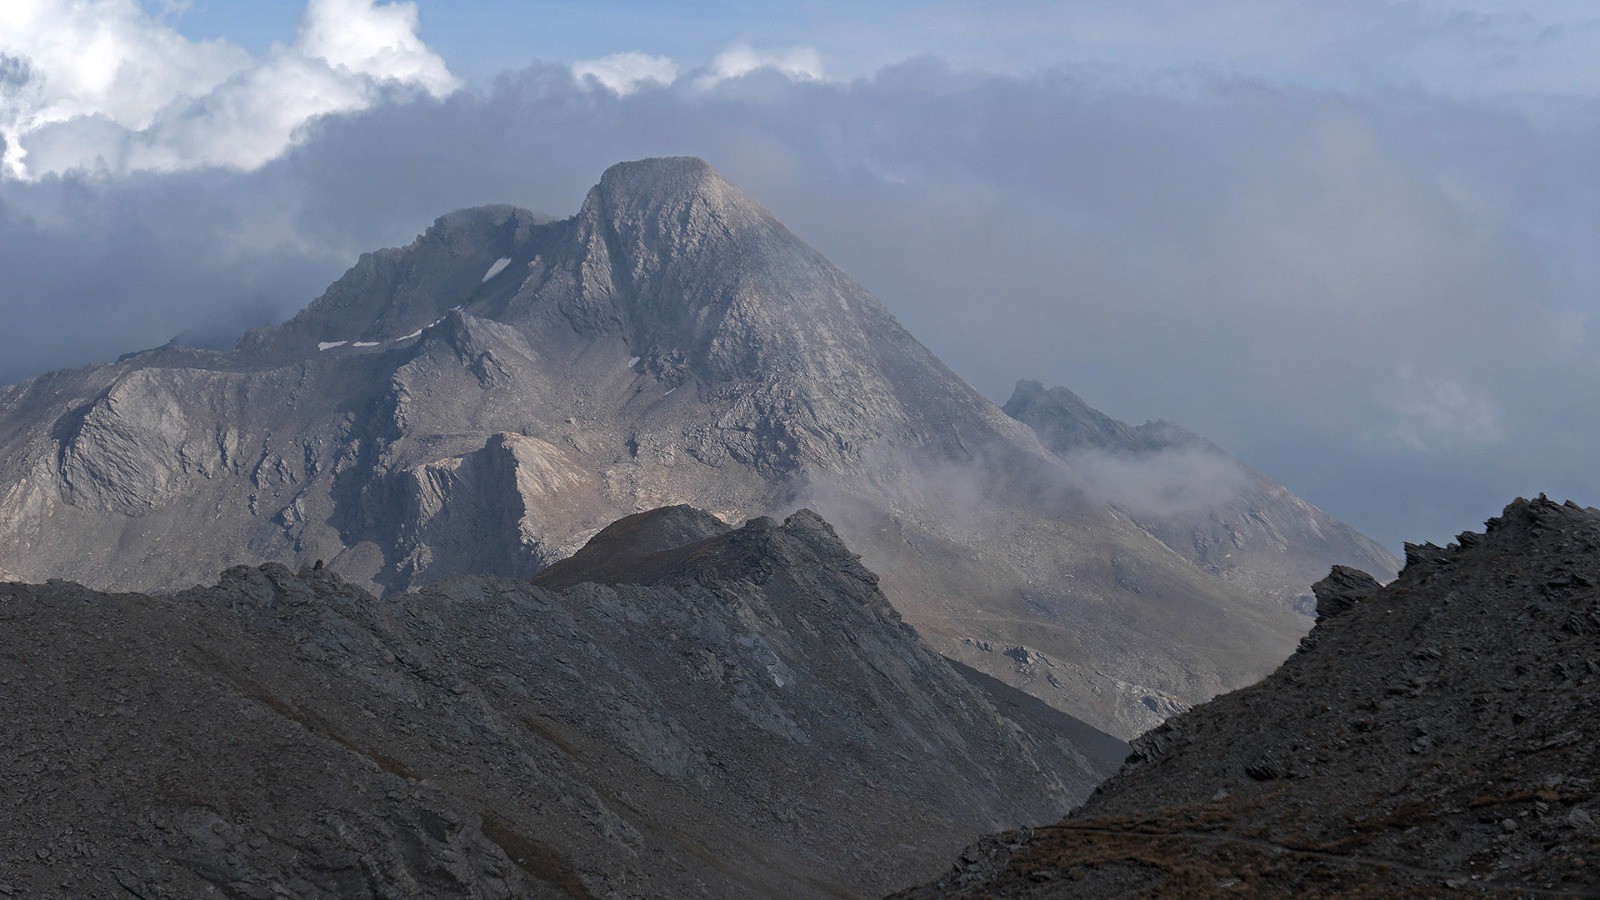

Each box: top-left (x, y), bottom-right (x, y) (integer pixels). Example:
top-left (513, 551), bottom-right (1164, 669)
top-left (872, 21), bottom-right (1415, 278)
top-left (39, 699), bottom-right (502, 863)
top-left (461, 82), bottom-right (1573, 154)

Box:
top-left (296, 0), bottom-right (453, 90)
top-left (1063, 446), bottom-right (1255, 520)
top-left (0, 0), bottom-right (456, 179)
top-left (572, 45), bottom-right (827, 95)
top-left (696, 44), bottom-right (824, 88)
top-left (572, 52), bottom-right (679, 96)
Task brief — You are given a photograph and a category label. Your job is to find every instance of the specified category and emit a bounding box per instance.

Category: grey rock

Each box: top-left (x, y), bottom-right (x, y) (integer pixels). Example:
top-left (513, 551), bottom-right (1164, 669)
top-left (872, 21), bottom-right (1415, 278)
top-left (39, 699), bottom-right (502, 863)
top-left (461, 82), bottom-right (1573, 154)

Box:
top-left (901, 496), bottom-right (1600, 897)
top-left (0, 505), bottom-right (1123, 898)
top-left (0, 158), bottom-right (1390, 738)
top-left (1312, 564), bottom-right (1383, 620)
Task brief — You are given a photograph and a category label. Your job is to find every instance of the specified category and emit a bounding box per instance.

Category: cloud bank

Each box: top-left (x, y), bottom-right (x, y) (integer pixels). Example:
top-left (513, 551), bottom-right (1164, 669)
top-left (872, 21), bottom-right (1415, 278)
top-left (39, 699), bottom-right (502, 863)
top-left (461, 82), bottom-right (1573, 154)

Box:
top-left (0, 9), bottom-right (1596, 552)
top-left (0, 0), bottom-right (456, 178)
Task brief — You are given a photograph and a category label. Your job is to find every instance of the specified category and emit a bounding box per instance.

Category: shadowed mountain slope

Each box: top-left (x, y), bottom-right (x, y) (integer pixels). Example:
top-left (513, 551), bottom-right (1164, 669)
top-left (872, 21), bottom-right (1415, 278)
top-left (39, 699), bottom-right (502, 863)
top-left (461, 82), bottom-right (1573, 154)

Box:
top-left (900, 496), bottom-right (1600, 898)
top-left (0, 506), bottom-right (1120, 899)
top-left (0, 157), bottom-right (1385, 736)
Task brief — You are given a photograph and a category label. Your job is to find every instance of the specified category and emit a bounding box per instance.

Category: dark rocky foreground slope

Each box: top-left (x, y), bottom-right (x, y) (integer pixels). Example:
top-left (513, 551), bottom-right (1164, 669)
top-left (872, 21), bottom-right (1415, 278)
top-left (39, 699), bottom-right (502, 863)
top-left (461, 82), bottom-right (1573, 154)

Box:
top-left (901, 497), bottom-right (1600, 897)
top-left (0, 505), bottom-right (1125, 899)
top-left (0, 157), bottom-right (1388, 736)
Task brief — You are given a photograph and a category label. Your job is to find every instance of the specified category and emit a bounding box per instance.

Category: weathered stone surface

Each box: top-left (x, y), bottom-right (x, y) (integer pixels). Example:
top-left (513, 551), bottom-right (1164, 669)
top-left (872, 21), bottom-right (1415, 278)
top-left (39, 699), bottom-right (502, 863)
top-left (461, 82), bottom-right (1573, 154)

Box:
top-left (0, 158), bottom-right (1389, 737)
top-left (0, 506), bottom-right (1122, 898)
top-left (900, 496), bottom-right (1600, 897)
top-left (1312, 563), bottom-right (1382, 620)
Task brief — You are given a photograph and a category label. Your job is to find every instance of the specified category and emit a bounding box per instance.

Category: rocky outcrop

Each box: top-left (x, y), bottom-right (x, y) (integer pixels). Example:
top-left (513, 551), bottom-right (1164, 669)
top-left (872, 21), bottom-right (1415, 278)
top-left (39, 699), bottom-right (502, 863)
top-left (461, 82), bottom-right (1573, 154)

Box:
top-left (0, 505), bottom-right (1123, 898)
top-left (377, 432), bottom-right (600, 586)
top-left (532, 504), bottom-right (731, 590)
top-left (0, 157), bottom-right (1387, 737)
top-left (1312, 563), bottom-right (1381, 620)
top-left (901, 497), bottom-right (1600, 897)
top-left (1005, 379), bottom-right (1399, 616)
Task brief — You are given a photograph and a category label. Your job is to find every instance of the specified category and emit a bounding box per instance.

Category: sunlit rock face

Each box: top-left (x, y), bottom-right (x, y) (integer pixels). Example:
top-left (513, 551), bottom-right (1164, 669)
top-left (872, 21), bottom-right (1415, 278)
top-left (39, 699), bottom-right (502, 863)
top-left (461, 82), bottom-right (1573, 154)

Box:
top-left (0, 157), bottom-right (1390, 736)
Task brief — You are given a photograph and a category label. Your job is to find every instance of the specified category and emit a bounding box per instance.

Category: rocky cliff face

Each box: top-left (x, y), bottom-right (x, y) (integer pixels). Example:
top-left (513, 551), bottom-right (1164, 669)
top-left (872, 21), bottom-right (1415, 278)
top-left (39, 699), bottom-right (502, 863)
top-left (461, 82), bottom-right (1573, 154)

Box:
top-left (902, 496), bottom-right (1600, 897)
top-left (0, 157), bottom-right (1386, 737)
top-left (1004, 380), bottom-right (1400, 615)
top-left (0, 505), bottom-right (1124, 899)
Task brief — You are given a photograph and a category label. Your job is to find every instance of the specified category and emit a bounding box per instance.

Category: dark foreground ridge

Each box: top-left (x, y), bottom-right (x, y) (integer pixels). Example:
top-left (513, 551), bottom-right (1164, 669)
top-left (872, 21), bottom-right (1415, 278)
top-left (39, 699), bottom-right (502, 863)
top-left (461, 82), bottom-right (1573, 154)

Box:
top-left (0, 505), bottom-right (1122, 898)
top-left (900, 497), bottom-right (1600, 898)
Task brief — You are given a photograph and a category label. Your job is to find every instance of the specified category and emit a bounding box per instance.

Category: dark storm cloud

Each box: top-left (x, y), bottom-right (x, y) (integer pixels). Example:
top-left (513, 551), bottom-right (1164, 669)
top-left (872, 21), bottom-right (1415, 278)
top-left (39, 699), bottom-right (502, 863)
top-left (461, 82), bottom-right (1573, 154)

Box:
top-left (0, 60), bottom-right (1594, 548)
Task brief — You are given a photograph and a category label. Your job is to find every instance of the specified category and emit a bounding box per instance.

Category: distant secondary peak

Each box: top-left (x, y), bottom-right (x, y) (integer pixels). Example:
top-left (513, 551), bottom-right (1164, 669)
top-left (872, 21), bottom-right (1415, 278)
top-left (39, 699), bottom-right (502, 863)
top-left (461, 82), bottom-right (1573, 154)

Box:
top-left (1007, 379), bottom-right (1048, 402)
top-left (1003, 379), bottom-right (1148, 455)
top-left (273, 204), bottom-right (547, 349)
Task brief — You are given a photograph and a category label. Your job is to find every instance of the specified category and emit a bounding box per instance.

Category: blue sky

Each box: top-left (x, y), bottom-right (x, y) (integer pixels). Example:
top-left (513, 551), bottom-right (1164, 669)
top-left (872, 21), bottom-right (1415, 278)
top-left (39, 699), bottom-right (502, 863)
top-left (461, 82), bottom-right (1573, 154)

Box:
top-left (154, 0), bottom-right (1600, 97)
top-left (162, 1), bottom-right (880, 79)
top-left (3, 0), bottom-right (1599, 549)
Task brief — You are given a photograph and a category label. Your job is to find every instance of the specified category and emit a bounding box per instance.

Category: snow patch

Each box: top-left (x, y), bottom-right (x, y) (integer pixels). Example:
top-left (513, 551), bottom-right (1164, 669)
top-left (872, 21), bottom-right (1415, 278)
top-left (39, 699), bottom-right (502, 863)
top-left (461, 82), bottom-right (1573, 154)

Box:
top-left (391, 315), bottom-right (456, 346)
top-left (352, 341), bottom-right (379, 348)
top-left (482, 257), bottom-right (512, 282)
top-left (628, 356), bottom-right (641, 368)
top-left (317, 341), bottom-right (347, 351)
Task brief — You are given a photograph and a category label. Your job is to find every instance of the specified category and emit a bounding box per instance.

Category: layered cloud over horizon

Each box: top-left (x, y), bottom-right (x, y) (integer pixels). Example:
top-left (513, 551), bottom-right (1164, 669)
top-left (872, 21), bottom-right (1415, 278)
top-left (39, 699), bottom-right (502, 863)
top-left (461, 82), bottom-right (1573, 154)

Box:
top-left (0, 1), bottom-right (1597, 553)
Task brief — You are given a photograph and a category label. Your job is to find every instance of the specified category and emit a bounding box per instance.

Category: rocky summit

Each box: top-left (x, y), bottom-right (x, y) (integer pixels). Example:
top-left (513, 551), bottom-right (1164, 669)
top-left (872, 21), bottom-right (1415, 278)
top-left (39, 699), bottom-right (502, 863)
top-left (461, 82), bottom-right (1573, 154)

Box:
top-left (900, 496), bottom-right (1600, 898)
top-left (0, 505), bottom-right (1125, 899)
top-left (0, 157), bottom-right (1389, 736)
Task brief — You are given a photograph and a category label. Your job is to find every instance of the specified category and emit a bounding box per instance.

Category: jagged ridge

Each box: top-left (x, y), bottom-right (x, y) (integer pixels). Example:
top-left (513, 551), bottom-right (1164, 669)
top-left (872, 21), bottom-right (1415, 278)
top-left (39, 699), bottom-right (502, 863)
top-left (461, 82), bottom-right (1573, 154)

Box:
top-left (902, 496), bottom-right (1600, 897)
top-left (0, 505), bottom-right (1123, 898)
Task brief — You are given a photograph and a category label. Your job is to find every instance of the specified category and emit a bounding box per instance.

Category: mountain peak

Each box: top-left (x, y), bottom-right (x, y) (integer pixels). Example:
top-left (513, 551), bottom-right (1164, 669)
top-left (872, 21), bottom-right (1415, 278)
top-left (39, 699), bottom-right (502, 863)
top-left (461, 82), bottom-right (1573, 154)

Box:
top-left (272, 203), bottom-right (546, 347)
top-left (598, 155), bottom-right (717, 186)
top-left (1004, 379), bottom-right (1148, 454)
top-left (594, 156), bottom-right (736, 207)
top-left (579, 155), bottom-right (773, 242)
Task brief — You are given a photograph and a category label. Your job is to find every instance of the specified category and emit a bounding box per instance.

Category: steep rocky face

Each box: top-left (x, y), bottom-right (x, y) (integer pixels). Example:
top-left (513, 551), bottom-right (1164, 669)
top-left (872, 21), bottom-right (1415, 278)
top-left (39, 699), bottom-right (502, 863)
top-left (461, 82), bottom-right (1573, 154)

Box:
top-left (901, 496), bottom-right (1600, 898)
top-left (0, 506), bottom-right (1123, 899)
top-left (0, 157), bottom-right (1384, 737)
top-left (1005, 380), bottom-right (1399, 615)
